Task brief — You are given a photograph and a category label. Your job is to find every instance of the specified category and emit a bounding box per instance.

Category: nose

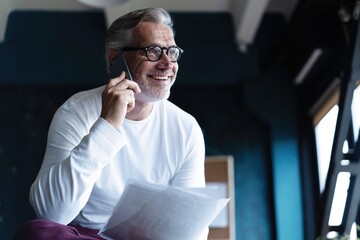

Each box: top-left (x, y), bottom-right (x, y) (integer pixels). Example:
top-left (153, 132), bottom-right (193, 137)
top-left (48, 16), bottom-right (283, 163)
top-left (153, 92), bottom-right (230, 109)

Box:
top-left (157, 50), bottom-right (174, 68)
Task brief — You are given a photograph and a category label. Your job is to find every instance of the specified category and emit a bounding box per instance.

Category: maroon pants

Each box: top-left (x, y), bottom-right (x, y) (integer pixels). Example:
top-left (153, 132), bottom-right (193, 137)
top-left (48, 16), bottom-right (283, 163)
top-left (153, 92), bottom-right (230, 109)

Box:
top-left (12, 219), bottom-right (105, 240)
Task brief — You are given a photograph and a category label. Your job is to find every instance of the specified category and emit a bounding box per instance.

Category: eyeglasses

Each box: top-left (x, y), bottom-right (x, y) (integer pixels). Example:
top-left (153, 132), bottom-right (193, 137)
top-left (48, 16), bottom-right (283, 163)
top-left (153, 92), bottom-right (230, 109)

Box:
top-left (122, 46), bottom-right (184, 62)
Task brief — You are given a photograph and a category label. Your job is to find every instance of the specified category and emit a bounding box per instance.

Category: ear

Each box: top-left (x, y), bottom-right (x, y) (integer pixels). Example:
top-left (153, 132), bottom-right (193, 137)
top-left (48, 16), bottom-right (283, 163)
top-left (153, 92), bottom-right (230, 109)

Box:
top-left (107, 49), bottom-right (118, 63)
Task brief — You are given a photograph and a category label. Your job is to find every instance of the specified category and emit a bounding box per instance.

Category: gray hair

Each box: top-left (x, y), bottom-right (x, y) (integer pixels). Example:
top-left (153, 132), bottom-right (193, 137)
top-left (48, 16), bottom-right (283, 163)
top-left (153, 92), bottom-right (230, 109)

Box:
top-left (105, 7), bottom-right (174, 52)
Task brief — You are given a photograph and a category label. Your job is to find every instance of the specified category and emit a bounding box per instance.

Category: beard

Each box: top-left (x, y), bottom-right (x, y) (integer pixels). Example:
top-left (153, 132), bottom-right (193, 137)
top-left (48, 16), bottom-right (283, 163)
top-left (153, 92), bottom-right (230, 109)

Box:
top-left (136, 75), bottom-right (176, 102)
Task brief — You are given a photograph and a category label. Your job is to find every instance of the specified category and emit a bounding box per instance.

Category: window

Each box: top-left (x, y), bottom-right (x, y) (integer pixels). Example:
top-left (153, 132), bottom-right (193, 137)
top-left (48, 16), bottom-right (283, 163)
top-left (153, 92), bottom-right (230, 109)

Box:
top-left (314, 84), bottom-right (360, 238)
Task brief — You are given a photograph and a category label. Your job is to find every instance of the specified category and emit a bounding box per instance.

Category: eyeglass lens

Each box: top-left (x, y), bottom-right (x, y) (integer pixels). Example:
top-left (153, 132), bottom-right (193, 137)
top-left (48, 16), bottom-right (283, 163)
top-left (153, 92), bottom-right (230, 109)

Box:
top-left (146, 46), bottom-right (180, 62)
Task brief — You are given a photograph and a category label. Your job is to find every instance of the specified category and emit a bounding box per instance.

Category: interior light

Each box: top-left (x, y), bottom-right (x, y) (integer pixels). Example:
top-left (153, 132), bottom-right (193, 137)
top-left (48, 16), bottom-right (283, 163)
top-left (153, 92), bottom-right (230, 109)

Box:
top-left (294, 48), bottom-right (322, 85)
top-left (77, 0), bottom-right (129, 8)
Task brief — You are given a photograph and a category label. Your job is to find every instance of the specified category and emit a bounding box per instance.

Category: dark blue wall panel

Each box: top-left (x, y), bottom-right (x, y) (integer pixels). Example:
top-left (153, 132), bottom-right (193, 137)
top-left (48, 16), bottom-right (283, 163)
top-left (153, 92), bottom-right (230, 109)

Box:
top-left (2, 11), bottom-right (108, 86)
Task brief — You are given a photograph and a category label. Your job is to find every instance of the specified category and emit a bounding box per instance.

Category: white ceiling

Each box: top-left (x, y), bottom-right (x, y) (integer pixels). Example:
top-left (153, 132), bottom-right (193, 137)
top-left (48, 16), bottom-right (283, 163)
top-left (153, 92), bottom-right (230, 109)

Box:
top-left (0, 0), bottom-right (299, 50)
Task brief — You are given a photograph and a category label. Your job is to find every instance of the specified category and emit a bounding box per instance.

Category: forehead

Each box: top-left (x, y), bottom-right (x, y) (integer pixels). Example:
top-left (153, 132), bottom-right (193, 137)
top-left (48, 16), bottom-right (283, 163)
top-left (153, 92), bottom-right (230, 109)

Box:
top-left (131, 22), bottom-right (175, 46)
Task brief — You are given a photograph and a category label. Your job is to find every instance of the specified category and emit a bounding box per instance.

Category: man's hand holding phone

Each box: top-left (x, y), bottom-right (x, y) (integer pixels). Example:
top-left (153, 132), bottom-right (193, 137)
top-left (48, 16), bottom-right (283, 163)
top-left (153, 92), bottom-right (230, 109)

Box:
top-left (101, 71), bottom-right (141, 129)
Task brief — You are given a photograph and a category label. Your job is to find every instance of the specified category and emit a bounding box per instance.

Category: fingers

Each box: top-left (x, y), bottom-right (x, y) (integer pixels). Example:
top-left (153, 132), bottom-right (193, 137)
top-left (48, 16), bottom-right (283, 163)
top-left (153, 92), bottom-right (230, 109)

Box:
top-left (107, 71), bottom-right (141, 94)
top-left (101, 89), bottom-right (133, 129)
top-left (107, 71), bottom-right (125, 87)
top-left (100, 71), bottom-right (141, 129)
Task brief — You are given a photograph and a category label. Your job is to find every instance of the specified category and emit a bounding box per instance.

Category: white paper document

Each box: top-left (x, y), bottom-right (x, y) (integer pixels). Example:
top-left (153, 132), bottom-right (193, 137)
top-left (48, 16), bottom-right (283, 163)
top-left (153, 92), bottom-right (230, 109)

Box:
top-left (99, 180), bottom-right (229, 240)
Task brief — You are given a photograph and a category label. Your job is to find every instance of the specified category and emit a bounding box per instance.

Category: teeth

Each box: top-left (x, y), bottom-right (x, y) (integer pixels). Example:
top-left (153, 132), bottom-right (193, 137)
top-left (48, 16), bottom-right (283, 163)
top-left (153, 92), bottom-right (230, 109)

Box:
top-left (153, 76), bottom-right (168, 80)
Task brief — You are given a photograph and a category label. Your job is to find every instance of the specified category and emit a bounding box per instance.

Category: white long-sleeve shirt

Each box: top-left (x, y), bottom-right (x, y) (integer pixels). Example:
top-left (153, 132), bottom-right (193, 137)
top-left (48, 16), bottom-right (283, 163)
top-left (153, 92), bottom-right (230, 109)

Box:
top-left (29, 85), bottom-right (206, 231)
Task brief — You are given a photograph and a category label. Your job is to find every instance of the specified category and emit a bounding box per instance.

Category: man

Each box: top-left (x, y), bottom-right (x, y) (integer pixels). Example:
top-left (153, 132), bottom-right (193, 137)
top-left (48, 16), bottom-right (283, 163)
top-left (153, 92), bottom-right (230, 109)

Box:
top-left (13, 8), bottom-right (206, 240)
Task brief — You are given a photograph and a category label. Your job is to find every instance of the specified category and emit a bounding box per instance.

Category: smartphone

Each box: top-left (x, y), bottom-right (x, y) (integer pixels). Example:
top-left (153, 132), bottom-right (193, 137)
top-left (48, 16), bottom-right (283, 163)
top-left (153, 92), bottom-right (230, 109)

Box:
top-left (109, 53), bottom-right (133, 80)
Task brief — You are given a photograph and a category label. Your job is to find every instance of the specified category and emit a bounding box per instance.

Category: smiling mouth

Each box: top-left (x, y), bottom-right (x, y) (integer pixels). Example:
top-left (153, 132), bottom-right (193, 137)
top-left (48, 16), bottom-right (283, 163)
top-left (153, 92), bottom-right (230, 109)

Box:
top-left (149, 75), bottom-right (170, 81)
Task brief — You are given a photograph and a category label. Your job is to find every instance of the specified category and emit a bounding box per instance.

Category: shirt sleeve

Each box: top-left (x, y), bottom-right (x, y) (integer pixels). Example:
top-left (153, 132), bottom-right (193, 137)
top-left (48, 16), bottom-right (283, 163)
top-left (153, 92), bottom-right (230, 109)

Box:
top-left (29, 105), bottom-right (126, 224)
top-left (170, 117), bottom-right (206, 188)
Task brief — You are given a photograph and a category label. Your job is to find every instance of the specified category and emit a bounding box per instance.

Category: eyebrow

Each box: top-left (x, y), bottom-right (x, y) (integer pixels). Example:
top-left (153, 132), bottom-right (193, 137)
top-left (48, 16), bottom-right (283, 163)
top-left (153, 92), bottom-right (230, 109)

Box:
top-left (142, 44), bottom-right (178, 48)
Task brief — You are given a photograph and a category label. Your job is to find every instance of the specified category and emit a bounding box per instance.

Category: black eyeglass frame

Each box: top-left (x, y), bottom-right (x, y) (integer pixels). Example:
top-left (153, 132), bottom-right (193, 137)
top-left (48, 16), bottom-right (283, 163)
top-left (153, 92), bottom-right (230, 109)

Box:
top-left (121, 46), bottom-right (184, 62)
